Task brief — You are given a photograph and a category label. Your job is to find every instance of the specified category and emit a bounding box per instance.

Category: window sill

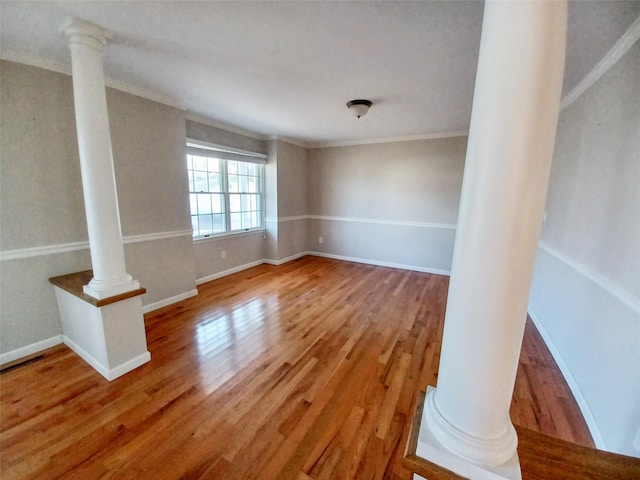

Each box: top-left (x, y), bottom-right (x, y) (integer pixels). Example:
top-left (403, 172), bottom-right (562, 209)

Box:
top-left (193, 228), bottom-right (265, 244)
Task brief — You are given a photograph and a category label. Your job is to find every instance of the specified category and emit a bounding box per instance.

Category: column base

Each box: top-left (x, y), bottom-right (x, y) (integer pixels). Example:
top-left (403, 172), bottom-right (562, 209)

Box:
top-left (83, 274), bottom-right (140, 300)
top-left (417, 387), bottom-right (522, 480)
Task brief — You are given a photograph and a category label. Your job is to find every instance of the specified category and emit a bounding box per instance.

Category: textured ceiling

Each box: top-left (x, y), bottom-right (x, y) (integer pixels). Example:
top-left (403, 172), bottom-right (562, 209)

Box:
top-left (1, 1), bottom-right (639, 146)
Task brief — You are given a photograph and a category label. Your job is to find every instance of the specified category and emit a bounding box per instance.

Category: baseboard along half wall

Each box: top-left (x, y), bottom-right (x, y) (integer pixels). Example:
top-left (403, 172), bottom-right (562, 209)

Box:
top-left (63, 335), bottom-right (151, 381)
top-left (142, 289), bottom-right (199, 314)
top-left (527, 308), bottom-right (606, 450)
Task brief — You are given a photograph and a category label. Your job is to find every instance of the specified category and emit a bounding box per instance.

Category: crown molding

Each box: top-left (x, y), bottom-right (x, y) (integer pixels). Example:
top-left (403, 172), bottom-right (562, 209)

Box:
top-left (1, 49), bottom-right (70, 76)
top-left (560, 15), bottom-right (640, 111)
top-left (1, 49), bottom-right (185, 110)
top-left (267, 135), bottom-right (310, 149)
top-left (309, 130), bottom-right (469, 149)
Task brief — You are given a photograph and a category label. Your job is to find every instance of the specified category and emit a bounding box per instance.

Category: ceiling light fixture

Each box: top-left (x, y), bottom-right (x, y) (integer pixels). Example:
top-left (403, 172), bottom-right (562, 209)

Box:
top-left (346, 99), bottom-right (373, 119)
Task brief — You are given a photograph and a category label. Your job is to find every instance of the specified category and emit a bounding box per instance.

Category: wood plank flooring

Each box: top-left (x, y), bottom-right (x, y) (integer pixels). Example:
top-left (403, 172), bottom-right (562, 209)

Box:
top-left (0, 256), bottom-right (593, 479)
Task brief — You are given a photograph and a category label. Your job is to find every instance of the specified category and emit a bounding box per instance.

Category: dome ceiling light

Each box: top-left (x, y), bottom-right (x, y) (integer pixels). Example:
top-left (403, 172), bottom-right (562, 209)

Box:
top-left (346, 99), bottom-right (372, 119)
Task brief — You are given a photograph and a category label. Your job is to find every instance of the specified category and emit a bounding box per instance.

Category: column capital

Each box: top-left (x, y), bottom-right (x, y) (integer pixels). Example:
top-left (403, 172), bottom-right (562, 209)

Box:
top-left (59, 17), bottom-right (113, 49)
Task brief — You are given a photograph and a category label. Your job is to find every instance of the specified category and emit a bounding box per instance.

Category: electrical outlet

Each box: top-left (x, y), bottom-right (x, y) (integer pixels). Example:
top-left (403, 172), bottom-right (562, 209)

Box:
top-left (221, 250), bottom-right (227, 259)
top-left (318, 236), bottom-right (323, 244)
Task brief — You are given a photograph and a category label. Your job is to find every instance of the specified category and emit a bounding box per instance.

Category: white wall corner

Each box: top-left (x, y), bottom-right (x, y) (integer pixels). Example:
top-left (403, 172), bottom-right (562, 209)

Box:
top-left (263, 251), bottom-right (309, 266)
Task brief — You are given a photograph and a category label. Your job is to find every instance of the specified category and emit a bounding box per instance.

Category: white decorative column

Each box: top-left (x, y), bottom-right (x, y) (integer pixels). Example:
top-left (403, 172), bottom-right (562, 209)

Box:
top-left (417, 2), bottom-right (567, 479)
top-left (50, 18), bottom-right (150, 381)
top-left (61, 17), bottom-right (139, 299)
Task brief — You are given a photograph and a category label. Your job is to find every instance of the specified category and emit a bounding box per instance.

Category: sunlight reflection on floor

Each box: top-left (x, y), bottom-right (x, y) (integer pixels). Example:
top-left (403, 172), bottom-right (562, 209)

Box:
top-left (196, 295), bottom-right (280, 393)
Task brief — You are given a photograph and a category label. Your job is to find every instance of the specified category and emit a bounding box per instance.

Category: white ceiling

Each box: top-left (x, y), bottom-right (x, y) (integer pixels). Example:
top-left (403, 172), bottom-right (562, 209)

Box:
top-left (1, 1), bottom-right (639, 147)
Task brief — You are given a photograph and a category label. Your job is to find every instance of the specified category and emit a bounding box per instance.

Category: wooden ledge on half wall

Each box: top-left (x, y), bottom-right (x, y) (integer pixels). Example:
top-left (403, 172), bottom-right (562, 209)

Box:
top-left (49, 270), bottom-right (146, 308)
top-left (404, 390), bottom-right (640, 480)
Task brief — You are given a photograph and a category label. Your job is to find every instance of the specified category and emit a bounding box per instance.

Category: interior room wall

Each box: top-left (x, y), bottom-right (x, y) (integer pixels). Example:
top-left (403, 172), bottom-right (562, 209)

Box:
top-left (263, 139), bottom-right (309, 263)
top-left (307, 137), bottom-right (466, 273)
top-left (274, 140), bottom-right (309, 261)
top-left (185, 120), bottom-right (269, 283)
top-left (528, 42), bottom-right (640, 456)
top-left (0, 60), bottom-right (197, 359)
top-left (264, 140), bottom-right (279, 261)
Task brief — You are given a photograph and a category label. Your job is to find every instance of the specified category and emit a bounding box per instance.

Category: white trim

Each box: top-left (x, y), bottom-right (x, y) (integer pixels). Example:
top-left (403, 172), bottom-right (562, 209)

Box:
top-left (106, 351), bottom-right (151, 381)
top-left (1, 49), bottom-right (185, 110)
top-left (62, 335), bottom-right (109, 379)
top-left (527, 308), bottom-right (607, 450)
top-left (263, 251), bottom-right (309, 266)
top-left (186, 112), bottom-right (266, 141)
top-left (63, 335), bottom-right (150, 381)
top-left (308, 215), bottom-right (457, 230)
top-left (0, 241), bottom-right (90, 261)
top-left (308, 251), bottom-right (451, 276)
top-left (264, 215), bottom-right (307, 223)
top-left (123, 229), bottom-right (193, 245)
top-left (265, 214), bottom-right (455, 229)
top-left (193, 228), bottom-right (264, 244)
top-left (560, 15), bottom-right (640, 111)
top-left (280, 215), bottom-right (307, 223)
top-left (309, 130), bottom-right (469, 149)
top-left (1, 229), bottom-right (193, 261)
top-left (539, 242), bottom-right (640, 315)
top-left (196, 260), bottom-right (264, 285)
top-left (0, 335), bottom-right (63, 365)
top-left (267, 135), bottom-right (309, 149)
top-left (142, 289), bottom-right (198, 314)
top-left (1, 49), bottom-right (69, 76)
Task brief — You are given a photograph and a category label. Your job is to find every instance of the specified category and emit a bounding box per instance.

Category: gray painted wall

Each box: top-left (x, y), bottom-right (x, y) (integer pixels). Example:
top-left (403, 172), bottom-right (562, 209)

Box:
top-left (264, 139), bottom-right (309, 262)
top-left (0, 61), bottom-right (196, 355)
top-left (275, 140), bottom-right (308, 260)
top-left (307, 137), bottom-right (466, 273)
top-left (529, 42), bottom-right (640, 456)
top-left (186, 121), bottom-right (268, 282)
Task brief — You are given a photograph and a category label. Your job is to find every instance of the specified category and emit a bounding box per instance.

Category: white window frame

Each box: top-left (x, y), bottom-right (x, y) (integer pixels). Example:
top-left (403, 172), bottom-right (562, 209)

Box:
top-left (186, 139), bottom-right (266, 240)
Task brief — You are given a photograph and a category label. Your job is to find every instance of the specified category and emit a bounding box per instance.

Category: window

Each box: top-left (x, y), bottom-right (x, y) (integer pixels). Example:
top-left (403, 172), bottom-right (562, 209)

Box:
top-left (186, 140), bottom-right (266, 238)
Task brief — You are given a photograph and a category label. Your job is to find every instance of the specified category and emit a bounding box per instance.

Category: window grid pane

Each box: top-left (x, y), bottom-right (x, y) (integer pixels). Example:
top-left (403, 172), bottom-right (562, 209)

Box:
top-left (187, 154), bottom-right (262, 237)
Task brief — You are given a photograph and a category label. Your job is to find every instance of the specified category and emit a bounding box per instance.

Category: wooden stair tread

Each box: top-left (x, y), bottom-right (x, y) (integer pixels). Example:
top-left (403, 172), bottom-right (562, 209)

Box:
top-left (404, 391), bottom-right (640, 480)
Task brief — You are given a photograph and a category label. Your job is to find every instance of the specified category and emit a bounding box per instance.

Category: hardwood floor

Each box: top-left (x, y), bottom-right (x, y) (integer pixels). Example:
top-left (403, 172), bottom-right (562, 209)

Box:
top-left (1, 256), bottom-right (593, 479)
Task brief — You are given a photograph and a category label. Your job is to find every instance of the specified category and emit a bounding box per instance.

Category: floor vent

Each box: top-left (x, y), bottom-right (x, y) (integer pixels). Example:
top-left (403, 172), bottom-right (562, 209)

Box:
top-left (1, 355), bottom-right (45, 374)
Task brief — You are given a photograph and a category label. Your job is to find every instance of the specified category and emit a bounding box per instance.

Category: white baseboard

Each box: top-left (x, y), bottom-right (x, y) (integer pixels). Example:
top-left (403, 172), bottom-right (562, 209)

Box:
top-left (263, 251), bottom-right (309, 266)
top-left (107, 351), bottom-right (151, 381)
top-left (196, 260), bottom-right (264, 285)
top-left (63, 335), bottom-right (109, 379)
top-left (308, 251), bottom-right (451, 276)
top-left (142, 289), bottom-right (199, 314)
top-left (0, 335), bottom-right (63, 365)
top-left (63, 335), bottom-right (150, 381)
top-left (527, 308), bottom-right (606, 450)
